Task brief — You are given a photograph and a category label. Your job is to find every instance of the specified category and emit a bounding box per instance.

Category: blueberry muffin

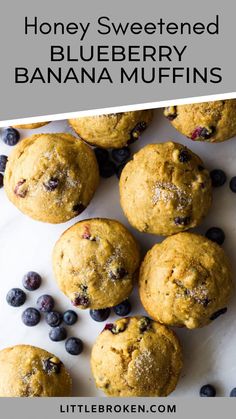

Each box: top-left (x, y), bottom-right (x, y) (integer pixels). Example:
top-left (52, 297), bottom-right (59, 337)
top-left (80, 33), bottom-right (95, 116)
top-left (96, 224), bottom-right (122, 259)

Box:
top-left (119, 142), bottom-right (212, 236)
top-left (12, 122), bottom-right (50, 129)
top-left (164, 99), bottom-right (236, 142)
top-left (53, 218), bottom-right (141, 309)
top-left (0, 345), bottom-right (72, 397)
top-left (68, 110), bottom-right (153, 149)
top-left (4, 133), bottom-right (99, 223)
top-left (139, 233), bottom-right (233, 329)
top-left (91, 316), bottom-right (183, 396)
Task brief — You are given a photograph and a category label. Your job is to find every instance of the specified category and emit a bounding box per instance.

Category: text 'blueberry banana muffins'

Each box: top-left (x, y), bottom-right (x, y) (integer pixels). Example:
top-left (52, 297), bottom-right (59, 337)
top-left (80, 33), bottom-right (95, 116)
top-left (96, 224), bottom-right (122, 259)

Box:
top-left (164, 99), bottom-right (236, 143)
top-left (119, 142), bottom-right (212, 236)
top-left (12, 122), bottom-right (50, 129)
top-left (4, 133), bottom-right (99, 223)
top-left (91, 316), bottom-right (183, 397)
top-left (139, 233), bottom-right (233, 329)
top-left (68, 110), bottom-right (153, 149)
top-left (0, 345), bottom-right (72, 397)
top-left (53, 218), bottom-right (141, 309)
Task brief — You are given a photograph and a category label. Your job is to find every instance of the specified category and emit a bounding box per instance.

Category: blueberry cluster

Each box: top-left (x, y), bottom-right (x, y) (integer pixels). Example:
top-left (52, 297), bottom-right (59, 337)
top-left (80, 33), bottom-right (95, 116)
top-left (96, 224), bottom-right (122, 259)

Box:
top-left (89, 299), bottom-right (132, 322)
top-left (0, 127), bottom-right (20, 189)
top-left (204, 168), bottom-right (236, 246)
top-left (200, 384), bottom-right (236, 397)
top-left (94, 147), bottom-right (131, 179)
top-left (6, 271), bottom-right (83, 355)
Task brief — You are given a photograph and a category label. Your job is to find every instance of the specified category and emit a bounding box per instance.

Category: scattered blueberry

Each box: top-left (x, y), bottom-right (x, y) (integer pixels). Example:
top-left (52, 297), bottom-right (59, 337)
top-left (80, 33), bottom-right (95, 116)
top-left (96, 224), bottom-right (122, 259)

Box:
top-left (65, 337), bottom-right (84, 355)
top-left (115, 162), bottom-right (127, 179)
top-left (94, 148), bottom-right (109, 165)
top-left (111, 147), bottom-right (130, 164)
top-left (0, 173), bottom-right (3, 188)
top-left (113, 300), bottom-right (131, 316)
top-left (46, 311), bottom-right (63, 327)
top-left (200, 384), bottom-right (216, 397)
top-left (1, 128), bottom-right (20, 146)
top-left (36, 294), bottom-right (55, 312)
top-left (205, 227), bottom-right (225, 245)
top-left (49, 326), bottom-right (67, 342)
top-left (89, 308), bottom-right (111, 322)
top-left (229, 176), bottom-right (236, 193)
top-left (99, 160), bottom-right (116, 178)
top-left (22, 271), bottom-right (42, 291)
top-left (210, 169), bottom-right (227, 187)
top-left (230, 388), bottom-right (236, 397)
top-left (22, 307), bottom-right (41, 326)
top-left (6, 288), bottom-right (26, 307)
top-left (63, 310), bottom-right (78, 326)
top-left (0, 155), bottom-right (8, 172)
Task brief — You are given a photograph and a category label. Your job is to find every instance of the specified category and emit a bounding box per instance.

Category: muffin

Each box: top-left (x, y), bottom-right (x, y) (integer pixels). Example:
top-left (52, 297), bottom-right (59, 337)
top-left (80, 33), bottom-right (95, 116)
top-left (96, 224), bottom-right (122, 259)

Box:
top-left (164, 99), bottom-right (236, 142)
top-left (119, 142), bottom-right (212, 236)
top-left (0, 345), bottom-right (72, 397)
top-left (53, 218), bottom-right (141, 309)
top-left (68, 110), bottom-right (153, 149)
top-left (12, 122), bottom-right (50, 129)
top-left (4, 133), bottom-right (99, 223)
top-left (91, 316), bottom-right (183, 396)
top-left (139, 233), bottom-right (233, 329)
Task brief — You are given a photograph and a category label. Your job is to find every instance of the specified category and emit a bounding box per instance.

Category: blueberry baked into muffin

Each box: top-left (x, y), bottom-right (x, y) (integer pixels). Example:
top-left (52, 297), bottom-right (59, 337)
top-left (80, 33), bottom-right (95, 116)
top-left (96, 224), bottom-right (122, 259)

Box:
top-left (119, 142), bottom-right (212, 236)
top-left (139, 233), bottom-right (233, 329)
top-left (0, 345), bottom-right (72, 397)
top-left (91, 316), bottom-right (183, 396)
top-left (4, 133), bottom-right (99, 223)
top-left (164, 99), bottom-right (236, 143)
top-left (68, 110), bottom-right (153, 149)
top-left (53, 218), bottom-right (141, 309)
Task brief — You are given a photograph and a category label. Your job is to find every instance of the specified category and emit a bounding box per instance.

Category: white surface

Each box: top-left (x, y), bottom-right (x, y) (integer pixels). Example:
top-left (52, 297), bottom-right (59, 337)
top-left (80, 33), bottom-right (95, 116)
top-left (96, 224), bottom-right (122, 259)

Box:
top-left (0, 109), bottom-right (236, 397)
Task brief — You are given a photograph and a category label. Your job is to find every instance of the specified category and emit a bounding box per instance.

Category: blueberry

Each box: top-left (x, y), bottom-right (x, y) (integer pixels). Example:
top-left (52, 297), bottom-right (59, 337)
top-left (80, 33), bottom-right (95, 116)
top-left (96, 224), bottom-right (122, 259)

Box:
top-left (229, 176), bottom-right (236, 193)
top-left (174, 216), bottom-right (191, 226)
top-left (94, 148), bottom-right (109, 165)
top-left (115, 162), bottom-right (127, 179)
top-left (65, 337), bottom-right (84, 355)
top-left (22, 271), bottom-right (42, 291)
top-left (46, 311), bottom-right (63, 327)
top-left (111, 147), bottom-right (131, 164)
top-left (205, 227), bottom-right (225, 245)
top-left (210, 307), bottom-right (227, 321)
top-left (63, 310), bottom-right (78, 326)
top-left (6, 288), bottom-right (26, 307)
top-left (1, 128), bottom-right (20, 146)
top-left (230, 388), bottom-right (236, 397)
top-left (72, 203), bottom-right (85, 214)
top-left (0, 155), bottom-right (8, 172)
top-left (191, 126), bottom-right (215, 141)
top-left (200, 384), bottom-right (216, 397)
top-left (44, 177), bottom-right (59, 191)
top-left (0, 173), bottom-right (3, 188)
top-left (89, 308), bottom-right (111, 322)
top-left (210, 169), bottom-right (227, 187)
top-left (36, 294), bottom-right (55, 312)
top-left (178, 150), bottom-right (191, 163)
top-left (49, 326), bottom-right (67, 342)
top-left (43, 357), bottom-right (61, 374)
top-left (113, 300), bottom-right (131, 316)
top-left (22, 307), bottom-right (41, 326)
top-left (99, 160), bottom-right (116, 178)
